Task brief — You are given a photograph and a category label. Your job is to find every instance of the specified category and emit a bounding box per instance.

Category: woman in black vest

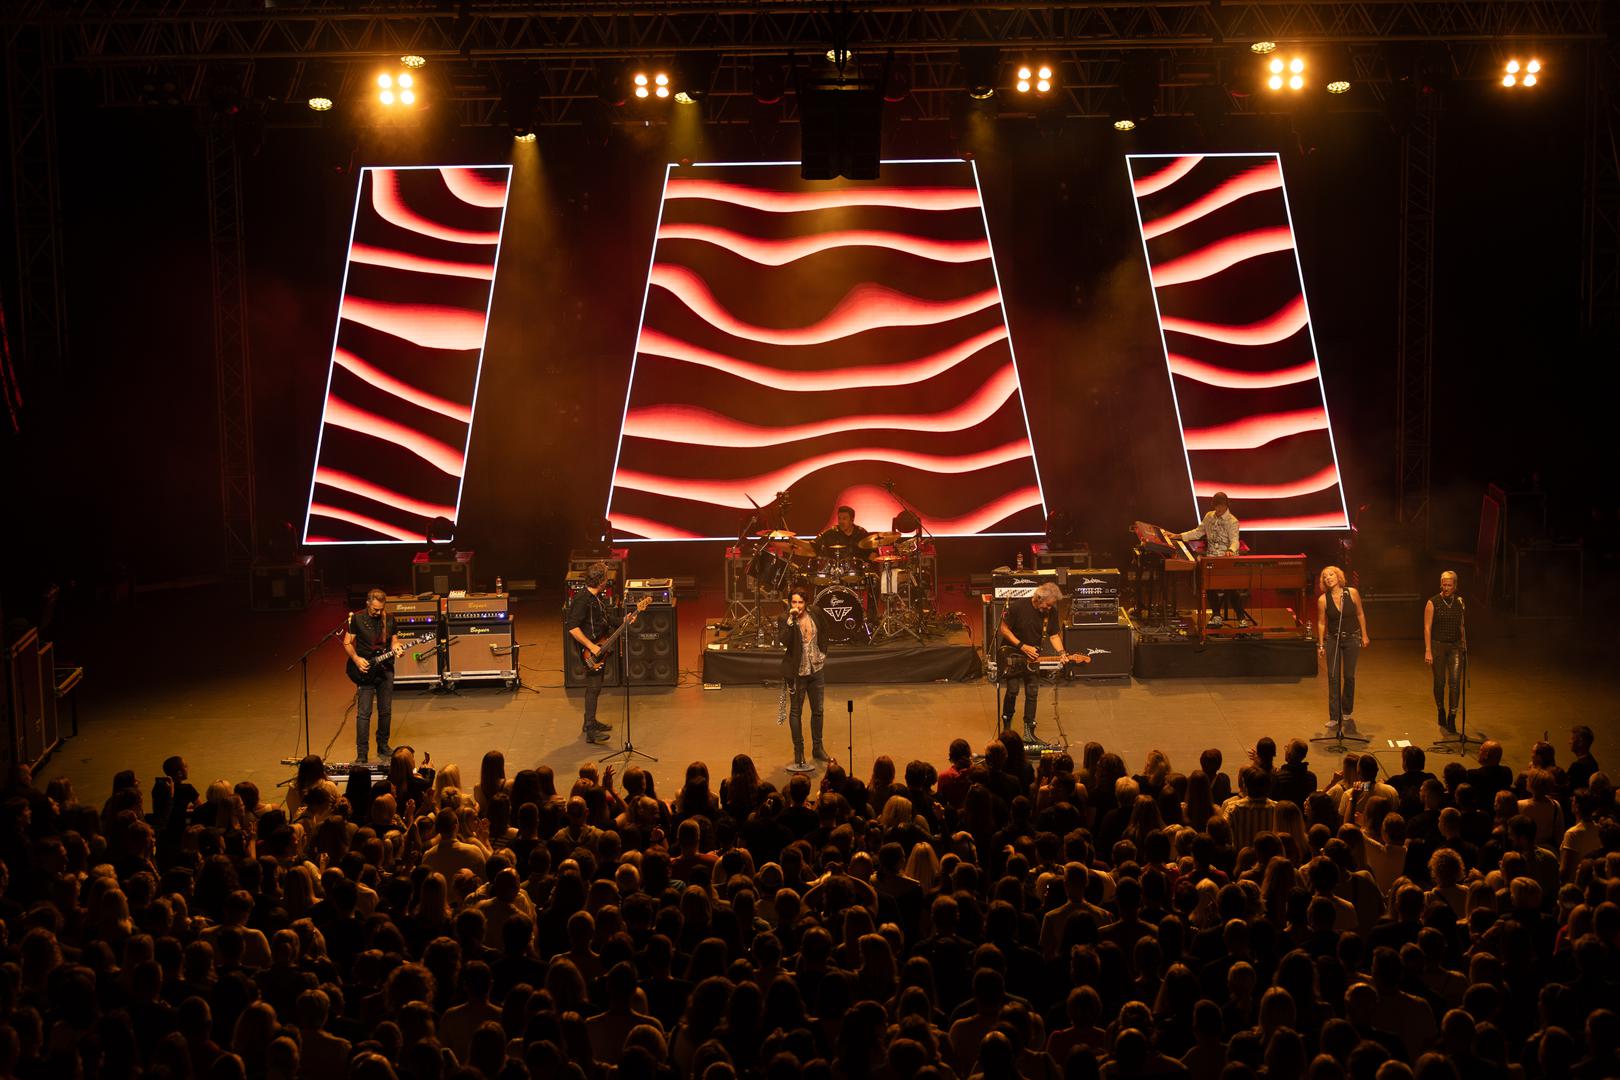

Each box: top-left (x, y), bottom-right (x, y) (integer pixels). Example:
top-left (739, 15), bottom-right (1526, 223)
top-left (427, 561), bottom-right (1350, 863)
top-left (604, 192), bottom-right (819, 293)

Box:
top-left (1424, 571), bottom-right (1466, 731)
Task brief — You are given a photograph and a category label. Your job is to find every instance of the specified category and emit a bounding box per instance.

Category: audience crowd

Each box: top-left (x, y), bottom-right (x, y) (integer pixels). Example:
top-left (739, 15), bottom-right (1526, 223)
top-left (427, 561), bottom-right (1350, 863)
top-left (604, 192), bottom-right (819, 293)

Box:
top-left (0, 723), bottom-right (1614, 1080)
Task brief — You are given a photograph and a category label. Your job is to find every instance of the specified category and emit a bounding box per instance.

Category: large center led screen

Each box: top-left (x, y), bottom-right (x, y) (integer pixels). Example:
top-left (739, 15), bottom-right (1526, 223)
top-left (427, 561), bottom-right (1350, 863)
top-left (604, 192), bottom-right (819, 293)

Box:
top-left (302, 165), bottom-right (511, 544)
top-left (605, 160), bottom-right (1046, 540)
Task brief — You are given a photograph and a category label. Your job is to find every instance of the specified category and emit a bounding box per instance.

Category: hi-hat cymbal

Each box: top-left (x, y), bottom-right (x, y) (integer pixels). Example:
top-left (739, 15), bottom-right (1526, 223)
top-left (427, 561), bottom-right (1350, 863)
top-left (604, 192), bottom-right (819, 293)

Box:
top-left (769, 538), bottom-right (817, 558)
top-left (870, 553), bottom-right (908, 564)
top-left (858, 531), bottom-right (903, 550)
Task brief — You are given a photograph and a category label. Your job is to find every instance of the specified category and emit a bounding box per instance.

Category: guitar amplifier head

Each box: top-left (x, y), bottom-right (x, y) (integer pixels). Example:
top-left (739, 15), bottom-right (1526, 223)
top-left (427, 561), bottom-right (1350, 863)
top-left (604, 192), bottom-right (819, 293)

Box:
top-left (625, 578), bottom-right (675, 606)
top-left (446, 594), bottom-right (511, 618)
top-left (385, 597), bottom-right (442, 626)
top-left (564, 570), bottom-right (617, 608)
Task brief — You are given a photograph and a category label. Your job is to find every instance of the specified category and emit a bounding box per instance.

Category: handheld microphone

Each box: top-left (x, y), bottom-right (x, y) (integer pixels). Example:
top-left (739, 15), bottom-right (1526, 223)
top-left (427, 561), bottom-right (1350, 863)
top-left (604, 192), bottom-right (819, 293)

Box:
top-left (847, 700), bottom-right (853, 714)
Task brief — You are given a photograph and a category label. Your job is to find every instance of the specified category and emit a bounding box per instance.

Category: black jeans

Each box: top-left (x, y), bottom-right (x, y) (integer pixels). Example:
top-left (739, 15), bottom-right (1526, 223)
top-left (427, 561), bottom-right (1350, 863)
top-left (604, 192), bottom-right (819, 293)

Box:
top-left (583, 669), bottom-right (605, 730)
top-left (787, 669), bottom-right (825, 760)
top-left (1326, 636), bottom-right (1361, 724)
top-left (1432, 642), bottom-right (1464, 715)
top-left (355, 668), bottom-right (394, 755)
top-left (1002, 673), bottom-right (1040, 729)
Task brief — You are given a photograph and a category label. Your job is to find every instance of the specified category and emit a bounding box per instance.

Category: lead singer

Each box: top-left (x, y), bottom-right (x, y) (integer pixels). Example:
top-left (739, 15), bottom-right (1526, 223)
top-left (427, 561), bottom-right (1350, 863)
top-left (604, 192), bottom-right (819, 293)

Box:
top-left (1424, 570), bottom-right (1466, 731)
top-left (781, 588), bottom-right (830, 771)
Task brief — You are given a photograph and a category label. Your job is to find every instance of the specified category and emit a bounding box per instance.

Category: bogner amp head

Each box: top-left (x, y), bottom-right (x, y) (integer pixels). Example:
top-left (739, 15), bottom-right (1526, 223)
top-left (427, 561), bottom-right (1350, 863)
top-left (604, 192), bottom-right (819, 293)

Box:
top-left (445, 594), bottom-right (515, 685)
top-left (384, 596), bottom-right (445, 685)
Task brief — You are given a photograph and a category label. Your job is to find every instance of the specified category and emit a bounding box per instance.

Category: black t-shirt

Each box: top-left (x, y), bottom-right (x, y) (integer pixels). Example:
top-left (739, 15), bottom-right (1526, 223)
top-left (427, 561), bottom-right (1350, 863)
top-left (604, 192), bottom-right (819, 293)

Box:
top-left (564, 588), bottom-right (620, 641)
top-left (816, 524), bottom-right (869, 552)
top-left (1001, 597), bottom-right (1058, 652)
top-left (348, 609), bottom-right (393, 658)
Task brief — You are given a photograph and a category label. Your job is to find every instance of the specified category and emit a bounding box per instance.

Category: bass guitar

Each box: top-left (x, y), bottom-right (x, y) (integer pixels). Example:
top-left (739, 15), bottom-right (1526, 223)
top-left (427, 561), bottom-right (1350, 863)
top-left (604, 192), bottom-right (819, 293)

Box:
top-left (997, 647), bottom-right (1093, 678)
top-left (577, 597), bottom-right (653, 673)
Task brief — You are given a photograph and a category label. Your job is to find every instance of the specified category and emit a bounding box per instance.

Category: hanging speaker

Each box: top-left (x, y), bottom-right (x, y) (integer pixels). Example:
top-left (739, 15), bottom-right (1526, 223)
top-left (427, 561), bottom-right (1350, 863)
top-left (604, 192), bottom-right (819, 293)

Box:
top-left (626, 604), bottom-right (678, 686)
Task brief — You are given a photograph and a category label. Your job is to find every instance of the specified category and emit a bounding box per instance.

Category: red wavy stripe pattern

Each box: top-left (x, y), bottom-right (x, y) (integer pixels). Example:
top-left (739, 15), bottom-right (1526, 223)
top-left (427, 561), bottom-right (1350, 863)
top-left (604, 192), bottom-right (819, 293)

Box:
top-left (1192, 464), bottom-right (1341, 501)
top-left (1151, 227), bottom-right (1295, 287)
top-left (606, 515), bottom-right (704, 540)
top-left (440, 167), bottom-right (512, 208)
top-left (1160, 294), bottom-right (1308, 346)
top-left (615, 438), bottom-right (1035, 509)
top-left (1243, 512), bottom-right (1351, 530)
top-left (333, 348), bottom-right (474, 422)
top-left (657, 223), bottom-right (990, 266)
top-left (1140, 162), bottom-right (1284, 240)
top-left (349, 242), bottom-right (496, 282)
top-left (651, 263), bottom-right (1001, 346)
top-left (314, 468), bottom-right (459, 519)
top-left (307, 503), bottom-right (424, 542)
top-left (1166, 354), bottom-right (1320, 389)
top-left (623, 365), bottom-right (1021, 447)
top-left (372, 170), bottom-right (502, 244)
top-left (1181, 407), bottom-right (1329, 451)
top-left (323, 396), bottom-right (467, 476)
top-left (340, 295), bottom-right (492, 351)
top-left (636, 325), bottom-right (1008, 391)
top-left (832, 483), bottom-right (1045, 534)
top-left (664, 179), bottom-right (982, 212)
top-left (1132, 155), bottom-right (1203, 198)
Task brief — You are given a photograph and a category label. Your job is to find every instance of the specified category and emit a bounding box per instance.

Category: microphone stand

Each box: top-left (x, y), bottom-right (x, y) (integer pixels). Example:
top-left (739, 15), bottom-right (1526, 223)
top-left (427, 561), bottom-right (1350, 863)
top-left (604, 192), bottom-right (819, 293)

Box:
top-left (846, 699), bottom-right (855, 777)
top-left (287, 623), bottom-right (346, 760)
top-left (602, 607), bottom-right (656, 766)
top-left (1311, 590), bottom-right (1368, 754)
top-left (1430, 634), bottom-right (1482, 754)
top-left (878, 480), bottom-right (934, 641)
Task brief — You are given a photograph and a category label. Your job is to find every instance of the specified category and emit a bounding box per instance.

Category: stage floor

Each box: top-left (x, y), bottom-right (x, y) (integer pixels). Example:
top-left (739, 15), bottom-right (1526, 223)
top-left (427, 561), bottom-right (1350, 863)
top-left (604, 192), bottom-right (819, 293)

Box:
top-left (36, 584), bottom-right (1620, 801)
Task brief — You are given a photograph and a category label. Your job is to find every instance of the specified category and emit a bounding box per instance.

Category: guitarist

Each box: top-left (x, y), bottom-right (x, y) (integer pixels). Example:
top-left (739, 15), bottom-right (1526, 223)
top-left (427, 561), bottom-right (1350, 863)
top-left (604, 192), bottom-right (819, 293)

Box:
top-left (997, 582), bottom-right (1087, 743)
top-left (564, 562), bottom-right (632, 745)
top-left (344, 588), bottom-right (401, 764)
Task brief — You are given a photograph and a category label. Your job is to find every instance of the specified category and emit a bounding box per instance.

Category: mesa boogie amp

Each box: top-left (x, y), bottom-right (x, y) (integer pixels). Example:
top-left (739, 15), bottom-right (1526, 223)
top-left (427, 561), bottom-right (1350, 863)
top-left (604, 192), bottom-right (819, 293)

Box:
top-left (384, 597), bottom-right (446, 685)
top-left (444, 594), bottom-right (516, 685)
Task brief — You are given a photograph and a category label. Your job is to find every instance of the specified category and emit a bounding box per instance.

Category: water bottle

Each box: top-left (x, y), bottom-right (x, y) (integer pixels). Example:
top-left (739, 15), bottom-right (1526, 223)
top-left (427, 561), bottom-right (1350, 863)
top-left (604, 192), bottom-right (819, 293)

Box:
top-left (1015, 551), bottom-right (1025, 571)
top-left (495, 575), bottom-right (504, 594)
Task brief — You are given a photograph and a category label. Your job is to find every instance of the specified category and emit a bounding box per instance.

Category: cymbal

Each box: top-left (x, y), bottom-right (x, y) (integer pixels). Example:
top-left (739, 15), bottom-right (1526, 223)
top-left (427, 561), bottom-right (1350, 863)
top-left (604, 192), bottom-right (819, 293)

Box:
top-left (858, 531), bottom-right (902, 550)
top-left (818, 537), bottom-right (852, 551)
top-left (870, 554), bottom-right (908, 564)
top-left (769, 538), bottom-right (817, 558)
top-left (760, 529), bottom-right (798, 541)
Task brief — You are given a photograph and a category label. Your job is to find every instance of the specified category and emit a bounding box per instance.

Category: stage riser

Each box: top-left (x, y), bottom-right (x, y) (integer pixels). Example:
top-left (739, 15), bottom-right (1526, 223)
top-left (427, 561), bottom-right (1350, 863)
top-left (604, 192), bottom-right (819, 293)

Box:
top-left (1134, 639), bottom-right (1317, 679)
top-left (702, 642), bottom-right (981, 686)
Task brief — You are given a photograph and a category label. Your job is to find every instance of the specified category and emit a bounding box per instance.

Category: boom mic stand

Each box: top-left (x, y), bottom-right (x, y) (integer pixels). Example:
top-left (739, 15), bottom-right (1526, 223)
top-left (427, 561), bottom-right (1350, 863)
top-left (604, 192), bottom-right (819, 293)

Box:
top-left (288, 623), bottom-right (346, 759)
top-left (601, 607), bottom-right (656, 766)
top-left (1311, 594), bottom-right (1369, 754)
top-left (1429, 645), bottom-right (1482, 755)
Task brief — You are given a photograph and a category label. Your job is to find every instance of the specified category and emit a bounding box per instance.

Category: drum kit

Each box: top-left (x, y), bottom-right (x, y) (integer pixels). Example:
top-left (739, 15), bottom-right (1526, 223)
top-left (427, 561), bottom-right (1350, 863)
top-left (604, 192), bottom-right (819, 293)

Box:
top-left (729, 527), bottom-right (938, 647)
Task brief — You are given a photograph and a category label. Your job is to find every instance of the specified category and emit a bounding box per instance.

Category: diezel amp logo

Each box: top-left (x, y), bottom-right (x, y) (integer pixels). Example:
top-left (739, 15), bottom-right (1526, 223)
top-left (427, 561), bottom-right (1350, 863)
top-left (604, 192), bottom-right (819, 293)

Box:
top-left (1082, 647), bottom-right (1111, 656)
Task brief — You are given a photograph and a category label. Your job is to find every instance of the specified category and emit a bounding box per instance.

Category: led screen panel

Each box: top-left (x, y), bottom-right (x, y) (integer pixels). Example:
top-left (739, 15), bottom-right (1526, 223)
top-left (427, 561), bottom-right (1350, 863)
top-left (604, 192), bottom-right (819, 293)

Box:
top-left (605, 160), bottom-right (1046, 540)
top-left (302, 164), bottom-right (512, 544)
top-left (1127, 153), bottom-right (1348, 531)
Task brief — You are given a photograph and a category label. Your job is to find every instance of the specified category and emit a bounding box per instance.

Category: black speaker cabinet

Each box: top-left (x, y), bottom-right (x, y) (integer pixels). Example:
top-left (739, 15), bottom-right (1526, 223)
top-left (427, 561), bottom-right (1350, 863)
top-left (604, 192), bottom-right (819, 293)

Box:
top-left (626, 604), bottom-right (679, 686)
top-left (563, 632), bottom-right (622, 689)
top-left (1062, 621), bottom-right (1134, 679)
top-left (251, 556), bottom-right (314, 611)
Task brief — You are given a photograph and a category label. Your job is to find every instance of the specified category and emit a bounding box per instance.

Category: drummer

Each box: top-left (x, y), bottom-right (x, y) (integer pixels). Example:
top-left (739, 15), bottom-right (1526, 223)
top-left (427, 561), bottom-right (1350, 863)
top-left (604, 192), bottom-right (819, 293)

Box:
top-left (816, 505), bottom-right (870, 558)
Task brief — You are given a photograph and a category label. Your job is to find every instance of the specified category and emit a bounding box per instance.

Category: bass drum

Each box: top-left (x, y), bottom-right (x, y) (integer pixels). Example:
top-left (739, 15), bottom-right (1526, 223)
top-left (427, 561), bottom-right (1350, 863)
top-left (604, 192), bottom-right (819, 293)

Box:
top-left (814, 586), bottom-right (870, 645)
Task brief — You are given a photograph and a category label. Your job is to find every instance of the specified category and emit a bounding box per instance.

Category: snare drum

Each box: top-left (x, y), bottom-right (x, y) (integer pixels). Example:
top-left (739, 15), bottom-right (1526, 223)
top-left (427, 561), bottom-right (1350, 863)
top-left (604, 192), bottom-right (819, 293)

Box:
top-left (814, 585), bottom-right (870, 645)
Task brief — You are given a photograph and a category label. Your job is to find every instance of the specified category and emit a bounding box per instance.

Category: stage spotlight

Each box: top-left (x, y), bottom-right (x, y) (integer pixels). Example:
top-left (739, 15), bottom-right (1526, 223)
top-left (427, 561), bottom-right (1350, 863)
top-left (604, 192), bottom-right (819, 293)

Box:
top-left (1113, 118), bottom-right (1136, 132)
top-left (1289, 58), bottom-right (1304, 74)
top-left (656, 72), bottom-right (670, 98)
top-left (633, 73), bottom-right (649, 98)
top-left (1265, 55), bottom-right (1307, 91)
top-left (307, 96), bottom-right (333, 112)
top-left (674, 91), bottom-right (697, 105)
top-left (1502, 58), bottom-right (1542, 88)
top-left (960, 46), bottom-right (1000, 100)
top-left (1327, 80), bottom-right (1351, 94)
top-left (1015, 63), bottom-right (1055, 95)
top-left (1251, 41), bottom-right (1277, 54)
top-left (401, 55), bottom-right (426, 69)
top-left (378, 73), bottom-right (392, 89)
top-left (826, 46), bottom-right (854, 66)
top-left (376, 68), bottom-right (420, 108)
top-left (514, 132), bottom-right (536, 143)
top-left (1288, 75), bottom-right (1303, 90)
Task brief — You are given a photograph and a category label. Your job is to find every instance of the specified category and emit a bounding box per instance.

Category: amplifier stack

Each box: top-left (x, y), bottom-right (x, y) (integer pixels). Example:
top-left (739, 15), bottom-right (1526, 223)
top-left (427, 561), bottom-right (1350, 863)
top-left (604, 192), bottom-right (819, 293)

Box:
top-left (1068, 569), bottom-right (1122, 625)
top-left (445, 595), bottom-right (516, 687)
top-left (624, 579), bottom-right (678, 686)
top-left (384, 598), bottom-right (446, 686)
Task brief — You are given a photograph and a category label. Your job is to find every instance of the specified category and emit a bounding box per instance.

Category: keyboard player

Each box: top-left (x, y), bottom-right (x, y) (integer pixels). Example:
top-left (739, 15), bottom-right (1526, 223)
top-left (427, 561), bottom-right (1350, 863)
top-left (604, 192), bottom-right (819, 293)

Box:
top-left (1178, 492), bottom-right (1252, 628)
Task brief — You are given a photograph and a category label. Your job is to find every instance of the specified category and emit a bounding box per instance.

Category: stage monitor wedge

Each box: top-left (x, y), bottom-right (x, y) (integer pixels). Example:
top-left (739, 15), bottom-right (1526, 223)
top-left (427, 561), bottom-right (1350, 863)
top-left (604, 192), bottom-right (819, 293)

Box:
top-left (605, 159), bottom-right (1047, 541)
top-left (302, 165), bottom-right (513, 545)
top-left (1126, 153), bottom-right (1349, 532)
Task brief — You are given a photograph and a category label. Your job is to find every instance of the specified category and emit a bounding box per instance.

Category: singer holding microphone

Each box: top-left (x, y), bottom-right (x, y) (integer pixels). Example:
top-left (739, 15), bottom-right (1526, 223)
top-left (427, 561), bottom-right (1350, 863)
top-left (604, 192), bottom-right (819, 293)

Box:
top-left (344, 588), bottom-right (400, 763)
top-left (780, 587), bottom-right (831, 772)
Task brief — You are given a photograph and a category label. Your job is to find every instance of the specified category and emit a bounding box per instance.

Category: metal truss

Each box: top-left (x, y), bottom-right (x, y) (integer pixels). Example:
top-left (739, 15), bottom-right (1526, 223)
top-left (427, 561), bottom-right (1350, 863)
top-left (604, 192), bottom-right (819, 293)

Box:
top-left (4, 21), bottom-right (67, 396)
top-left (1395, 88), bottom-right (1439, 542)
top-left (19, 2), bottom-right (1605, 65)
top-left (1582, 41), bottom-right (1620, 330)
top-left (205, 116), bottom-right (258, 571)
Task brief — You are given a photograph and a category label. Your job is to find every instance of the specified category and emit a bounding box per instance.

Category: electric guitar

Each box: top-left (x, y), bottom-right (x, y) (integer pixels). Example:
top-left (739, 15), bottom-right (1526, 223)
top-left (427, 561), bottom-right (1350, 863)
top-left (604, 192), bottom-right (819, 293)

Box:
top-left (346, 640), bottom-right (411, 686)
top-left (577, 597), bottom-right (653, 673)
top-left (997, 646), bottom-right (1093, 678)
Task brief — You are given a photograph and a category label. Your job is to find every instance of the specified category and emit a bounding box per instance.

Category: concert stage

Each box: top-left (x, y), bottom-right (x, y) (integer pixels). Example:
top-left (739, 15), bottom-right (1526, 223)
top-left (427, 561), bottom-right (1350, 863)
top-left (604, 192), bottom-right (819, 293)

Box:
top-left (700, 629), bottom-right (982, 686)
top-left (1133, 637), bottom-right (1318, 679)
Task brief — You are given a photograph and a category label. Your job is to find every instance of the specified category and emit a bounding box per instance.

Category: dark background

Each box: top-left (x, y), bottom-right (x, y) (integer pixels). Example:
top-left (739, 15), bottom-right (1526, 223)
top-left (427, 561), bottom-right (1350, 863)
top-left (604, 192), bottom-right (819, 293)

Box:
top-left (2, 68), bottom-right (1612, 615)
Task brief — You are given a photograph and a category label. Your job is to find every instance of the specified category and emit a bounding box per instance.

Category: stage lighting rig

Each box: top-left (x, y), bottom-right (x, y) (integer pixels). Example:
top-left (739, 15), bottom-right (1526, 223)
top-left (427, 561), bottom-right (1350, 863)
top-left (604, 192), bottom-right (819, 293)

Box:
top-left (377, 69), bottom-right (418, 108)
top-left (633, 70), bottom-right (670, 99)
top-left (1251, 41), bottom-right (1278, 55)
top-left (1503, 59), bottom-right (1542, 88)
top-left (1266, 55), bottom-right (1307, 92)
top-left (1015, 64), bottom-right (1054, 95)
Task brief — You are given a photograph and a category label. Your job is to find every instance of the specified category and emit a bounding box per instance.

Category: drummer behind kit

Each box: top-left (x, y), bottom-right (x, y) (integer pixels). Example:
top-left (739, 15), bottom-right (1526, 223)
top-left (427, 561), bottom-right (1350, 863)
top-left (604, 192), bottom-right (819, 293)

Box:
top-left (724, 505), bottom-right (940, 648)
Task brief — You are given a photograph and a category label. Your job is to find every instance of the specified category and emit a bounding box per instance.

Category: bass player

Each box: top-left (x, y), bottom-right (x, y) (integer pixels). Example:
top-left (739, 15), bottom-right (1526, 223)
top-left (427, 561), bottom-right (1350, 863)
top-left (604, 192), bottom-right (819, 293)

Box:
top-left (565, 562), bottom-right (636, 745)
top-left (998, 581), bottom-right (1089, 743)
top-left (344, 588), bottom-right (403, 763)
